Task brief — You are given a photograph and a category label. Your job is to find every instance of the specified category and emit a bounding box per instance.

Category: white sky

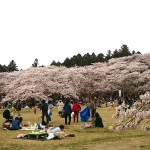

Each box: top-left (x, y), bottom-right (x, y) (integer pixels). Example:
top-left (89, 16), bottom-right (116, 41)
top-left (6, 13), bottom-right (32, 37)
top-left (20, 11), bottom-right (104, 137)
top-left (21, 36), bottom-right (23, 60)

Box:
top-left (0, 0), bottom-right (150, 70)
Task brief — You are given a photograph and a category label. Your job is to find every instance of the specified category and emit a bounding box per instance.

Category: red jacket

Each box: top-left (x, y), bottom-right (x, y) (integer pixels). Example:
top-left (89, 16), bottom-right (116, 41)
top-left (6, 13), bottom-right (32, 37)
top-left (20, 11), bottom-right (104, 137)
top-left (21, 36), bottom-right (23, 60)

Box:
top-left (72, 103), bottom-right (81, 113)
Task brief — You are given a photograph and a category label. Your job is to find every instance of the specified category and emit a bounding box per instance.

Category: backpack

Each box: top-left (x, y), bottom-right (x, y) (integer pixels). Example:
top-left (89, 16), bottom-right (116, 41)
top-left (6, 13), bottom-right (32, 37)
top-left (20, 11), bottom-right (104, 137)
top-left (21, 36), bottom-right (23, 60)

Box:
top-left (3, 109), bottom-right (11, 119)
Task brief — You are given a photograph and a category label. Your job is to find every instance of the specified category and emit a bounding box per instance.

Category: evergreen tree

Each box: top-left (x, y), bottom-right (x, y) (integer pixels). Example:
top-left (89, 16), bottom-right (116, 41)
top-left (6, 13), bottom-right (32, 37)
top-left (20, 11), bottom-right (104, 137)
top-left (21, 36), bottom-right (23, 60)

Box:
top-left (32, 58), bottom-right (38, 67)
top-left (91, 52), bottom-right (96, 63)
top-left (70, 55), bottom-right (78, 67)
top-left (51, 60), bottom-right (61, 66)
top-left (83, 53), bottom-right (92, 66)
top-left (7, 60), bottom-right (18, 72)
top-left (62, 57), bottom-right (71, 68)
top-left (51, 60), bottom-right (57, 66)
top-left (118, 45), bottom-right (131, 57)
top-left (105, 50), bottom-right (112, 61)
top-left (0, 64), bottom-right (7, 72)
top-left (75, 54), bottom-right (84, 66)
top-left (95, 53), bottom-right (105, 62)
top-left (112, 49), bottom-right (120, 58)
top-left (136, 51), bottom-right (141, 54)
top-left (132, 50), bottom-right (136, 55)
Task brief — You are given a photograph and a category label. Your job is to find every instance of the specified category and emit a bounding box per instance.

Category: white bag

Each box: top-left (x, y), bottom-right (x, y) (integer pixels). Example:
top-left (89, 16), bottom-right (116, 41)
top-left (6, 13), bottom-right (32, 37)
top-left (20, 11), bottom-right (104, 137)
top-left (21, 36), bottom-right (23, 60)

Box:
top-left (71, 112), bottom-right (74, 117)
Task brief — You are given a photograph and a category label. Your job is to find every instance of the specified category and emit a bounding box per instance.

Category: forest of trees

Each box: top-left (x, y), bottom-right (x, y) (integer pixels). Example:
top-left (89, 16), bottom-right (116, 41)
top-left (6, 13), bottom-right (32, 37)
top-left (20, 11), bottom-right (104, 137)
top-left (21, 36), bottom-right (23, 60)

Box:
top-left (0, 45), bottom-right (141, 72)
top-left (0, 60), bottom-right (18, 72)
top-left (51, 45), bottom-right (141, 67)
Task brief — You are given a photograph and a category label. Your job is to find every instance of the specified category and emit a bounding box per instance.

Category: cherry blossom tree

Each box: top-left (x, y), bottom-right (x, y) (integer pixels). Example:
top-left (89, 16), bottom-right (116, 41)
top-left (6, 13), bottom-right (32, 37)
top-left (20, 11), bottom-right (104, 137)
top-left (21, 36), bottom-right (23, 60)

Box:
top-left (0, 54), bottom-right (150, 103)
top-left (109, 92), bottom-right (150, 132)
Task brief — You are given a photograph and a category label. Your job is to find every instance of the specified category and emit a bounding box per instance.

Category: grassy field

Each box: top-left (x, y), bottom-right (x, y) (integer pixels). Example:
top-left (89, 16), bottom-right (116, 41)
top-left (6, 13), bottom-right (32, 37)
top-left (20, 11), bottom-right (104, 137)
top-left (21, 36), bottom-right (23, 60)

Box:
top-left (0, 105), bottom-right (150, 150)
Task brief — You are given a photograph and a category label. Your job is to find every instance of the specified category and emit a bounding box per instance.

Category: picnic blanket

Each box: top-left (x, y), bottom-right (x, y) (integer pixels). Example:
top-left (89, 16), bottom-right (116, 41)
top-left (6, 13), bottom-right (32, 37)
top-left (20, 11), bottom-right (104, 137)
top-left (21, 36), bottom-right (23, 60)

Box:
top-left (17, 134), bottom-right (61, 141)
top-left (17, 131), bottom-right (61, 140)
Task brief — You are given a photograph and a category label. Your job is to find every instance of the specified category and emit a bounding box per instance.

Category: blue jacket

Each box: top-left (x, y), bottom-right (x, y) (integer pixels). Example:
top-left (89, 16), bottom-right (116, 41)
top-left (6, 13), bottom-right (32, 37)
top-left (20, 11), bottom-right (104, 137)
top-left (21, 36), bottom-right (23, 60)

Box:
top-left (12, 120), bottom-right (19, 130)
top-left (63, 103), bottom-right (72, 115)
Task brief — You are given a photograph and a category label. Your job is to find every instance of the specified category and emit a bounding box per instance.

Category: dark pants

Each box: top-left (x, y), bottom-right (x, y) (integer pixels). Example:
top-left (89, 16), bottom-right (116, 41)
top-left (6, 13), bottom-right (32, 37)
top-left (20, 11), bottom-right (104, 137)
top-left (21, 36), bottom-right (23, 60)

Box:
top-left (64, 114), bottom-right (71, 125)
top-left (48, 114), bottom-right (51, 122)
top-left (42, 111), bottom-right (48, 124)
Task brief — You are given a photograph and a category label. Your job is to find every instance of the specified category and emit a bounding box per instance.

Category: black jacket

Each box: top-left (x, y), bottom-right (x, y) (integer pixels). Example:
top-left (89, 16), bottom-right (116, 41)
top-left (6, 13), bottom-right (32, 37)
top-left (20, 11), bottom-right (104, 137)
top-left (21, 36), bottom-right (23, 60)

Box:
top-left (41, 103), bottom-right (48, 113)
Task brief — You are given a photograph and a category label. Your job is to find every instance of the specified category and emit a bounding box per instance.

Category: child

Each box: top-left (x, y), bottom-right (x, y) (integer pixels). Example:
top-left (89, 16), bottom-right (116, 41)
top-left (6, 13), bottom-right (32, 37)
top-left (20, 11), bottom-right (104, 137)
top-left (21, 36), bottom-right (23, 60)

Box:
top-left (33, 106), bottom-right (37, 114)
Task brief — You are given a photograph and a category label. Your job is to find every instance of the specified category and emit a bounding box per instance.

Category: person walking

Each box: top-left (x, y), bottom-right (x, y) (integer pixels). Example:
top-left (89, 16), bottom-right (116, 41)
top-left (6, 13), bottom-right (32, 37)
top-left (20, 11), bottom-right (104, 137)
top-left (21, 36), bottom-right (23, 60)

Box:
top-left (63, 99), bottom-right (72, 125)
top-left (72, 100), bottom-right (81, 123)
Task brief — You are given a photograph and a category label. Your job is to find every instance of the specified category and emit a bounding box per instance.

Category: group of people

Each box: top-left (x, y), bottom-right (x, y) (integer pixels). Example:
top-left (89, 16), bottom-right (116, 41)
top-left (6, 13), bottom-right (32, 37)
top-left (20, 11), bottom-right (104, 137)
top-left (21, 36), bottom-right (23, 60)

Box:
top-left (57, 99), bottom-right (81, 125)
top-left (41, 99), bottom-right (81, 126)
top-left (3, 107), bottom-right (23, 130)
top-left (32, 98), bottom-right (104, 128)
top-left (40, 99), bottom-right (54, 125)
top-left (56, 99), bottom-right (104, 128)
top-left (3, 98), bottom-right (104, 131)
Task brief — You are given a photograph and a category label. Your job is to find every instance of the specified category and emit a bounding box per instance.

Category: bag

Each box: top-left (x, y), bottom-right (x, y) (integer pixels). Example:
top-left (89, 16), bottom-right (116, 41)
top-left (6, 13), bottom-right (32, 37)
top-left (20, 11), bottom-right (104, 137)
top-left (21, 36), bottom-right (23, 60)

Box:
top-left (3, 109), bottom-right (10, 119)
top-left (71, 112), bottom-right (74, 117)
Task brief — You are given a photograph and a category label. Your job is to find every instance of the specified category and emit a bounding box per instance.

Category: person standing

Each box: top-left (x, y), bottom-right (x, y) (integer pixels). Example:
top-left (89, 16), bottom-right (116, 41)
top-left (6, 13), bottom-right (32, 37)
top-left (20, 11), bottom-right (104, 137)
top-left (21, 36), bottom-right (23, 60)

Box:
top-left (57, 100), bottom-right (64, 116)
top-left (88, 100), bottom-right (97, 127)
top-left (63, 99), bottom-right (72, 125)
top-left (48, 100), bottom-right (54, 123)
top-left (88, 101), bottom-right (97, 119)
top-left (33, 105), bottom-right (37, 114)
top-left (72, 100), bottom-right (81, 123)
top-left (15, 100), bottom-right (22, 117)
top-left (40, 100), bottom-right (48, 125)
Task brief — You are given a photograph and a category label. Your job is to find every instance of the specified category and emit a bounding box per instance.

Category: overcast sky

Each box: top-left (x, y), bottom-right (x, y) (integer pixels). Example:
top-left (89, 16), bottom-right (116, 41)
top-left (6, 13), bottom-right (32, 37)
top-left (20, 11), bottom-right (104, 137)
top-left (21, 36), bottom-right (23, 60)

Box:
top-left (0, 0), bottom-right (150, 70)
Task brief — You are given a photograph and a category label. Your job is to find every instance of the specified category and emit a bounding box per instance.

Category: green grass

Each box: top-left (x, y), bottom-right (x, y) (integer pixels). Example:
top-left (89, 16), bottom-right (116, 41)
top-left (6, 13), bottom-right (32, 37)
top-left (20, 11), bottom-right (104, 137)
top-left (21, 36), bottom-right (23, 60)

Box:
top-left (0, 105), bottom-right (150, 150)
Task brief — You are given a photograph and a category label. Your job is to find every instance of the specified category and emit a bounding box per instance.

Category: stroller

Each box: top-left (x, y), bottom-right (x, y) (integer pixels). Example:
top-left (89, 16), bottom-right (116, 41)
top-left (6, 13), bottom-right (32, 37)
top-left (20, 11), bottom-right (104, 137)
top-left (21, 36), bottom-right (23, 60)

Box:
top-left (3, 109), bottom-right (13, 129)
top-left (3, 109), bottom-right (13, 122)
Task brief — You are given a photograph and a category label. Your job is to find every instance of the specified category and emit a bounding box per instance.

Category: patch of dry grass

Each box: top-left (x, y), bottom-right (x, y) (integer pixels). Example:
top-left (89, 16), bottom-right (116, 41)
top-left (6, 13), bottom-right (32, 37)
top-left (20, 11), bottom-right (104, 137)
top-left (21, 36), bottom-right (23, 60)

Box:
top-left (0, 105), bottom-right (150, 150)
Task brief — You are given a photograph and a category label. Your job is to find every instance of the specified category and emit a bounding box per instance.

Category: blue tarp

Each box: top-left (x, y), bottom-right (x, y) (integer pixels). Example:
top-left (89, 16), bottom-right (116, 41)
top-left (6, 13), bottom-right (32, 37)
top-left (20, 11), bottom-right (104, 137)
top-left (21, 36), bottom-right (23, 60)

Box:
top-left (80, 106), bottom-right (90, 122)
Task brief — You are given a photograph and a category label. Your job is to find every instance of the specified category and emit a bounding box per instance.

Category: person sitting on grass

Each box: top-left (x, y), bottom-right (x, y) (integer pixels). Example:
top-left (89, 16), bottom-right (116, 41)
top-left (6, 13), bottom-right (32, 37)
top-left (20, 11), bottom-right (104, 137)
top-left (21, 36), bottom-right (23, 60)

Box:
top-left (9, 116), bottom-right (23, 130)
top-left (81, 112), bottom-right (104, 129)
top-left (94, 112), bottom-right (104, 128)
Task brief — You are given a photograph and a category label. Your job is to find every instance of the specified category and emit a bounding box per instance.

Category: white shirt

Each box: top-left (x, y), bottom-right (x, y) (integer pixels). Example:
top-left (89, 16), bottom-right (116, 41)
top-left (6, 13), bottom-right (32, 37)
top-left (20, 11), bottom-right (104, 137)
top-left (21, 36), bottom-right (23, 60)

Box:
top-left (47, 127), bottom-right (61, 134)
